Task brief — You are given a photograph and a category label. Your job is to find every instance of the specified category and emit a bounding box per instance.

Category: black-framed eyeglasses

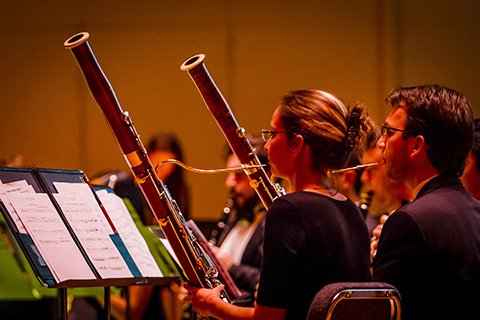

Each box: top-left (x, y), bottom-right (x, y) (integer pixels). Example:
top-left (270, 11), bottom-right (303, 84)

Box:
top-left (381, 123), bottom-right (409, 137)
top-left (261, 129), bottom-right (290, 142)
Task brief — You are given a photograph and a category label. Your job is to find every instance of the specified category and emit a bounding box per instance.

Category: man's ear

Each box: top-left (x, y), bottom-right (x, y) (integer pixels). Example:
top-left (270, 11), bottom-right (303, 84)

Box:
top-left (410, 135), bottom-right (426, 158)
top-left (292, 134), bottom-right (305, 157)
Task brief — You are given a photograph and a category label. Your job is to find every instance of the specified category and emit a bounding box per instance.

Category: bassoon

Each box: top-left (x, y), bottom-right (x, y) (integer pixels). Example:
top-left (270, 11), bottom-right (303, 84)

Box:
top-left (181, 54), bottom-right (284, 210)
top-left (63, 33), bottom-right (229, 308)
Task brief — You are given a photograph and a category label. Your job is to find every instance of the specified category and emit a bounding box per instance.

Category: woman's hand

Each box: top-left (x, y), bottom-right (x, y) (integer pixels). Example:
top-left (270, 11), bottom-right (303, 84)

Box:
top-left (183, 283), bottom-right (225, 318)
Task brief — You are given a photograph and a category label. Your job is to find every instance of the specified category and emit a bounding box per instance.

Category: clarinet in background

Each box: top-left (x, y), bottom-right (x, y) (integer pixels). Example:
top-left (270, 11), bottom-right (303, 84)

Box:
top-left (209, 193), bottom-right (234, 246)
top-left (359, 190), bottom-right (373, 219)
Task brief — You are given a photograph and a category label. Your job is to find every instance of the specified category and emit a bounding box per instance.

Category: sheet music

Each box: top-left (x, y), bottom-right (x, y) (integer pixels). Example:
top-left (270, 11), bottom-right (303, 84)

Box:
top-left (159, 237), bottom-right (181, 267)
top-left (0, 180), bottom-right (35, 234)
top-left (53, 182), bottom-right (114, 234)
top-left (53, 182), bottom-right (94, 197)
top-left (96, 190), bottom-right (164, 277)
top-left (6, 192), bottom-right (96, 282)
top-left (52, 186), bottom-right (133, 279)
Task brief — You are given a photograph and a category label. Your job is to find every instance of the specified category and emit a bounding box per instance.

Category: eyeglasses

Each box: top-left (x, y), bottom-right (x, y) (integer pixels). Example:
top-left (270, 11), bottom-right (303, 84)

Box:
top-left (381, 123), bottom-right (409, 137)
top-left (261, 129), bottom-right (290, 142)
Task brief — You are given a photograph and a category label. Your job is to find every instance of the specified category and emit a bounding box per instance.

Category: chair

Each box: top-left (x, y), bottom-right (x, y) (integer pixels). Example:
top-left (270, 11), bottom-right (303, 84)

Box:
top-left (306, 282), bottom-right (401, 320)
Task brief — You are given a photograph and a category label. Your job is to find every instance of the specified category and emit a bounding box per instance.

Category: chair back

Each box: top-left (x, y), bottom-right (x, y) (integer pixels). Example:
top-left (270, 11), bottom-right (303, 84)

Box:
top-left (306, 282), bottom-right (401, 320)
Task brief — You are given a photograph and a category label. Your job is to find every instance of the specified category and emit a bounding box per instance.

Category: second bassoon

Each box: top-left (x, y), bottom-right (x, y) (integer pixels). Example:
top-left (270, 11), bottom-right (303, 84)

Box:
top-left (181, 54), bottom-right (284, 210)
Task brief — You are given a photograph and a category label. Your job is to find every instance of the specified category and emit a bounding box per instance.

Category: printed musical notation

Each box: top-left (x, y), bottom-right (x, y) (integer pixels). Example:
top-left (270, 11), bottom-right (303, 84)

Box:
top-left (6, 192), bottom-right (95, 282)
top-left (0, 174), bottom-right (170, 285)
top-left (53, 182), bottom-right (133, 279)
top-left (95, 189), bottom-right (164, 278)
top-left (0, 180), bottom-right (35, 234)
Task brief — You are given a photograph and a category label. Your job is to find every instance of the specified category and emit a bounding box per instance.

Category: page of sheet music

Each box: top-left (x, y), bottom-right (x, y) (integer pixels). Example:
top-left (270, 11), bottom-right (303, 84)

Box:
top-left (96, 189), bottom-right (164, 277)
top-left (53, 182), bottom-right (133, 279)
top-left (0, 180), bottom-right (35, 234)
top-left (6, 192), bottom-right (96, 282)
top-left (159, 238), bottom-right (181, 267)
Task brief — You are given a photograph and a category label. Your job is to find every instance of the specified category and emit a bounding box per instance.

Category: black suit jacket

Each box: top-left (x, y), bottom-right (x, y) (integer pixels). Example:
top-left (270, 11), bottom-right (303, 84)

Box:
top-left (373, 173), bottom-right (480, 319)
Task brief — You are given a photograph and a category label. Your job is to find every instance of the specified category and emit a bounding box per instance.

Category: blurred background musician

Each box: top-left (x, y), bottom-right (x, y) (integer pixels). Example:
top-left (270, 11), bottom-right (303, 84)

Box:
top-left (210, 134), bottom-right (270, 307)
top-left (360, 130), bottom-right (413, 235)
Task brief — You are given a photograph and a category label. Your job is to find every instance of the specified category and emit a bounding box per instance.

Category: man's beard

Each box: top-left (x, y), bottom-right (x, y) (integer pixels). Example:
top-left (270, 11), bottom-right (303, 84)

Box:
top-left (385, 156), bottom-right (410, 184)
top-left (234, 195), bottom-right (261, 223)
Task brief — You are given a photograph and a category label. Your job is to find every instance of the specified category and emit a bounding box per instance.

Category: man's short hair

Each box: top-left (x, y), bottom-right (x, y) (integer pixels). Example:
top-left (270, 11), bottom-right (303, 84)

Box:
top-left (386, 84), bottom-right (474, 175)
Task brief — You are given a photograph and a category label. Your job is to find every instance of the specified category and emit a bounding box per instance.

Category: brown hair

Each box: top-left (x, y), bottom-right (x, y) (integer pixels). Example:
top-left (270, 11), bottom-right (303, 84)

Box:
top-left (146, 132), bottom-right (190, 217)
top-left (278, 89), bottom-right (376, 171)
top-left (386, 84), bottom-right (473, 175)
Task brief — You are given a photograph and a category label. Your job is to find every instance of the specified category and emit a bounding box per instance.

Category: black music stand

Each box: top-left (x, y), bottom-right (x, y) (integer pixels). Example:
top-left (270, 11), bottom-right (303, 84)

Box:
top-left (0, 167), bottom-right (180, 319)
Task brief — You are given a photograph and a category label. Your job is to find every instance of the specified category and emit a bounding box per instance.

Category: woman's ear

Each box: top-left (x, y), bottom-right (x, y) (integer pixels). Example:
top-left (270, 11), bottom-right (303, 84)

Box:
top-left (292, 134), bottom-right (305, 157)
